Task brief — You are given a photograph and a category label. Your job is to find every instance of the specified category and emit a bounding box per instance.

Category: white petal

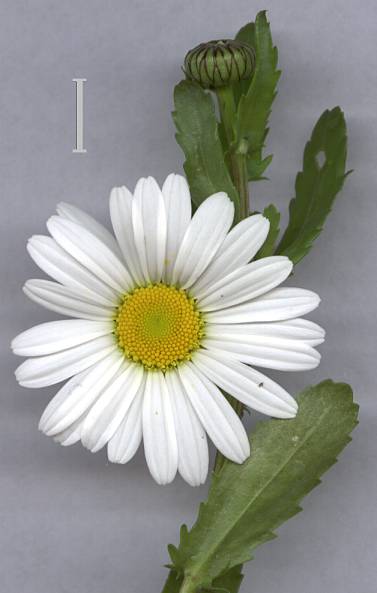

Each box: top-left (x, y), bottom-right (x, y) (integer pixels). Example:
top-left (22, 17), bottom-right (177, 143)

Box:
top-left (107, 389), bottom-right (144, 464)
top-left (198, 257), bottom-right (293, 311)
top-left (171, 193), bottom-right (234, 289)
top-left (192, 214), bottom-right (270, 297)
top-left (142, 371), bottom-right (178, 484)
top-left (203, 338), bottom-right (321, 371)
top-left (109, 186), bottom-right (145, 284)
top-left (161, 174), bottom-right (192, 282)
top-left (165, 370), bottom-right (208, 486)
top-left (276, 318), bottom-right (325, 346)
top-left (39, 352), bottom-right (124, 436)
top-left (206, 288), bottom-right (321, 324)
top-left (206, 319), bottom-right (325, 347)
top-left (178, 362), bottom-right (250, 464)
top-left (57, 201), bottom-right (122, 257)
top-left (81, 363), bottom-right (144, 452)
top-left (24, 279), bottom-right (115, 321)
top-left (47, 216), bottom-right (132, 292)
top-left (132, 177), bottom-right (167, 283)
top-left (12, 319), bottom-right (113, 357)
top-left (15, 335), bottom-right (116, 388)
top-left (194, 350), bottom-right (297, 418)
top-left (27, 235), bottom-right (117, 305)
top-left (53, 416), bottom-right (83, 446)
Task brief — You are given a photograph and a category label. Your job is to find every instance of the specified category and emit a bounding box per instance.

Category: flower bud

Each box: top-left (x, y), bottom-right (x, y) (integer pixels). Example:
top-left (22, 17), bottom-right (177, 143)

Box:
top-left (183, 39), bottom-right (255, 89)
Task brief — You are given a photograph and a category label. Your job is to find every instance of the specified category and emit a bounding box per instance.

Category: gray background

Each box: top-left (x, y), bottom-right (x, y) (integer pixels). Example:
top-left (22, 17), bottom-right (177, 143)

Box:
top-left (1, 1), bottom-right (376, 592)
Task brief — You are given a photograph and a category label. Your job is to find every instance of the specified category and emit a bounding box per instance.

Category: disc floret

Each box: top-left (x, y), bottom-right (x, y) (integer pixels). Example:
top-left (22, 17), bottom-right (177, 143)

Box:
top-left (115, 284), bottom-right (204, 371)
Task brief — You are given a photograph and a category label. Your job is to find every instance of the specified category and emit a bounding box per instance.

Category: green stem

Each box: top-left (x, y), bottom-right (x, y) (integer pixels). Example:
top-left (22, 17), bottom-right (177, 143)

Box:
top-left (215, 86), bottom-right (250, 220)
top-left (232, 144), bottom-right (249, 220)
top-left (164, 86), bottom-right (250, 593)
top-left (179, 577), bottom-right (198, 593)
top-left (212, 87), bottom-right (249, 476)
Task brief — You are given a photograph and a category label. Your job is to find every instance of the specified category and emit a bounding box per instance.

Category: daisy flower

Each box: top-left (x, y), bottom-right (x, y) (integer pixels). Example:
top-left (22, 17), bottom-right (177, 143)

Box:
top-left (12, 174), bottom-right (324, 486)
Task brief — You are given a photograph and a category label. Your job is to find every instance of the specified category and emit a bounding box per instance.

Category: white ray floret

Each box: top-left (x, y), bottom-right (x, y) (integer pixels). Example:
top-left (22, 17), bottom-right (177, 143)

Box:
top-left (27, 235), bottom-right (117, 304)
top-left (192, 214), bottom-right (269, 295)
top-left (107, 390), bottom-right (144, 465)
top-left (39, 353), bottom-right (124, 437)
top-left (109, 186), bottom-right (145, 284)
top-left (23, 279), bottom-right (115, 320)
top-left (132, 177), bottom-right (167, 283)
top-left (57, 201), bottom-right (122, 257)
top-left (13, 173), bottom-right (324, 486)
top-left (171, 192), bottom-right (234, 288)
top-left (161, 173), bottom-right (192, 282)
top-left (12, 319), bottom-right (114, 357)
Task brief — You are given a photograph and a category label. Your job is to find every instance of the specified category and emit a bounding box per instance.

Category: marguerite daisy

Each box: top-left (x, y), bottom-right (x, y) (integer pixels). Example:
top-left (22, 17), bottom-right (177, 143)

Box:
top-left (12, 174), bottom-right (324, 486)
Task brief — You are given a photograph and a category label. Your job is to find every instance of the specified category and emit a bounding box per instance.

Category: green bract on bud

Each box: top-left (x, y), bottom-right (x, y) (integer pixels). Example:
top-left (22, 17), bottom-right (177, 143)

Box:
top-left (183, 39), bottom-right (255, 89)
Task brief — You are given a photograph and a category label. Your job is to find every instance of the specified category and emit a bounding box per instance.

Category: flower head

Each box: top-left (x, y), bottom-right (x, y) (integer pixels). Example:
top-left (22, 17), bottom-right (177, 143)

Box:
top-left (12, 174), bottom-right (324, 486)
top-left (184, 39), bottom-right (255, 89)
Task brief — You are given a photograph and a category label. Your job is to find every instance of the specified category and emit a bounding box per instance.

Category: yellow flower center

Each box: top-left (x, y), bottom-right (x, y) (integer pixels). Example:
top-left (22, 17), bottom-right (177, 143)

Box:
top-left (115, 284), bottom-right (204, 371)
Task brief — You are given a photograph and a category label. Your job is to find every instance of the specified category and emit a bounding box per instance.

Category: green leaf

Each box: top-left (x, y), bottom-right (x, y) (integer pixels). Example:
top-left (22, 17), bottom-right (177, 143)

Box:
top-left (173, 80), bottom-right (240, 218)
top-left (234, 22), bottom-right (256, 103)
top-left (277, 107), bottom-right (348, 263)
top-left (246, 153), bottom-right (272, 182)
top-left (168, 381), bottom-right (358, 592)
top-left (255, 203), bottom-right (280, 258)
top-left (161, 566), bottom-right (243, 593)
top-left (235, 11), bottom-right (281, 181)
top-left (161, 570), bottom-right (182, 593)
top-left (211, 565), bottom-right (244, 593)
